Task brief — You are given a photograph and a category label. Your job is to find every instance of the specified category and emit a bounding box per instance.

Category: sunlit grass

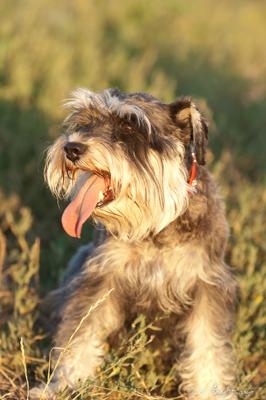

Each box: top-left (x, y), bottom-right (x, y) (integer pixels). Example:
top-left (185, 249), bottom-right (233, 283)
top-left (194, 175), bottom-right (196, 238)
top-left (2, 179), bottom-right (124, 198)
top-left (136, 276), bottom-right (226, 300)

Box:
top-left (0, 1), bottom-right (265, 398)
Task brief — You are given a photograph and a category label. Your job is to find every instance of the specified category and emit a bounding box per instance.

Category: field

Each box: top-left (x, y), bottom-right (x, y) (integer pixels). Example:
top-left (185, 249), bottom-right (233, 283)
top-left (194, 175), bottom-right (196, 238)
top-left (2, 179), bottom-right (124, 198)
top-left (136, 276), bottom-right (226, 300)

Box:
top-left (0, 1), bottom-right (265, 399)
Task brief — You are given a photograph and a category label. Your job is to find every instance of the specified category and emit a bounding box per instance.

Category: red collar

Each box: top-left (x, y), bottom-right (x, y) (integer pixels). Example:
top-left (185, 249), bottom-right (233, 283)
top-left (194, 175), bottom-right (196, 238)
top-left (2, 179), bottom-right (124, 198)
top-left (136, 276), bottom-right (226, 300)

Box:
top-left (188, 151), bottom-right (197, 192)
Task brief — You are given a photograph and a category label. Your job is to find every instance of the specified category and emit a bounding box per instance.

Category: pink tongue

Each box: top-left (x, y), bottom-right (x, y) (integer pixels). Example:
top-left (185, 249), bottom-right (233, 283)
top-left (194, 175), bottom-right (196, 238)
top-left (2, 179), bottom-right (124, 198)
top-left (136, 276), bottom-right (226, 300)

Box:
top-left (61, 175), bottom-right (106, 238)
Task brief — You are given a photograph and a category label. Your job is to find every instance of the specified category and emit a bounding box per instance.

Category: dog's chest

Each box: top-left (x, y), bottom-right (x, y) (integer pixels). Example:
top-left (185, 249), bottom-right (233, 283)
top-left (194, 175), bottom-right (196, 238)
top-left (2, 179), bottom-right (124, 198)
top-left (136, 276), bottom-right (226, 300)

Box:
top-left (104, 239), bottom-right (208, 313)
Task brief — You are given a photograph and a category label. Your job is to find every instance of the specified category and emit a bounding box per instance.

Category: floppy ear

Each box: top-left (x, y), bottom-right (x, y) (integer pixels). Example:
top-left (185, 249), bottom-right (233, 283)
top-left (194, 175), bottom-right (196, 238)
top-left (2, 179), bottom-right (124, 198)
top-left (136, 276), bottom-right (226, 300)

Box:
top-left (169, 97), bottom-right (208, 165)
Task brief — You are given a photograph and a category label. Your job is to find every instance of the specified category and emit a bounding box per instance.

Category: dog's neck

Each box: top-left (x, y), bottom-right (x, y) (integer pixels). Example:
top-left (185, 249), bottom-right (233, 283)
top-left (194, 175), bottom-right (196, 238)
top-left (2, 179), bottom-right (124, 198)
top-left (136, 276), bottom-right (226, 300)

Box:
top-left (152, 167), bottom-right (222, 249)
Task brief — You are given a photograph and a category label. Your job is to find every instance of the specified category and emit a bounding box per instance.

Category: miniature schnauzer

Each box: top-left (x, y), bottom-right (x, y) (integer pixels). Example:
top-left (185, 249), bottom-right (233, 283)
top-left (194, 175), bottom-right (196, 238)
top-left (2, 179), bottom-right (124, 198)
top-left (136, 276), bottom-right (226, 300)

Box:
top-left (35, 88), bottom-right (238, 399)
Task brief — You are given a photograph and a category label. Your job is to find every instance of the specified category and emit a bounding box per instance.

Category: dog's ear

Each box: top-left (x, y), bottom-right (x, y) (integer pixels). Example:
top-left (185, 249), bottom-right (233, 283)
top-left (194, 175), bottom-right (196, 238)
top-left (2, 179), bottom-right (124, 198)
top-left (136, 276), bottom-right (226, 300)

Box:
top-left (169, 97), bottom-right (208, 165)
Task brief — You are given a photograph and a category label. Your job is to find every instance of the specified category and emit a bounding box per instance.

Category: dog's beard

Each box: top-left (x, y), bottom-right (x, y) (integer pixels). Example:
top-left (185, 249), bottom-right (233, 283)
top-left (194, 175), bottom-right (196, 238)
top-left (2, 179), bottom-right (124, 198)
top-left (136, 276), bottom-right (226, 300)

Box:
top-left (45, 138), bottom-right (189, 241)
top-left (93, 145), bottom-right (189, 241)
top-left (44, 135), bottom-right (77, 199)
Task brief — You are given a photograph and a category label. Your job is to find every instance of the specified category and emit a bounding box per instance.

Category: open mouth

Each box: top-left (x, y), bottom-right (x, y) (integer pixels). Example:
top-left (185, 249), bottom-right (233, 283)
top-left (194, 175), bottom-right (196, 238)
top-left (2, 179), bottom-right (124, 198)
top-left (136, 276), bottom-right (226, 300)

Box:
top-left (61, 169), bottom-right (114, 238)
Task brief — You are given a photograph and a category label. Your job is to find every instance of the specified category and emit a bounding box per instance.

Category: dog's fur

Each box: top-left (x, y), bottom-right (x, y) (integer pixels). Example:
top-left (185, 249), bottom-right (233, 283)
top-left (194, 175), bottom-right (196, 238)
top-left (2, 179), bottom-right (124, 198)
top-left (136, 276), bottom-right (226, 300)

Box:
top-left (39, 88), bottom-right (238, 399)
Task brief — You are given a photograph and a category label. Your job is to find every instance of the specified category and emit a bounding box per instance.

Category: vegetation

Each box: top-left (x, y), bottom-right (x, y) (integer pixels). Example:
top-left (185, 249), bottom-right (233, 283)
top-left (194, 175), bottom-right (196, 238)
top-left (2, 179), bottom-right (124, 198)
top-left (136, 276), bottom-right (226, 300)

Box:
top-left (0, 1), bottom-right (265, 399)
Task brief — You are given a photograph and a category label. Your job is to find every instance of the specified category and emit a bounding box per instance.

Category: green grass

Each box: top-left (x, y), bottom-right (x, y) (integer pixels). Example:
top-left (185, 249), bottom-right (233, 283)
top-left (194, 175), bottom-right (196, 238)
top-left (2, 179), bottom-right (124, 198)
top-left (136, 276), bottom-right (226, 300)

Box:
top-left (0, 1), bottom-right (265, 398)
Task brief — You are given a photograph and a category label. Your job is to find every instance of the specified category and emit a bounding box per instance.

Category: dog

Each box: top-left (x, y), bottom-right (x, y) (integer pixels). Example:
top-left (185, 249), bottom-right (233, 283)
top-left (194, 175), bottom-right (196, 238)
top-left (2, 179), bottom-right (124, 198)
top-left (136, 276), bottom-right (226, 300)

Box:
top-left (35, 88), bottom-right (238, 399)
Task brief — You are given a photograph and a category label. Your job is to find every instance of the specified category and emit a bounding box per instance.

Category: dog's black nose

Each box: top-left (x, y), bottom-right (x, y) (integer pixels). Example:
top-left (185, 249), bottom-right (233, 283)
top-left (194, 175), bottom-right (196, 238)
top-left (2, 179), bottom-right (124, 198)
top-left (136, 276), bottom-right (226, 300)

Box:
top-left (64, 142), bottom-right (87, 162)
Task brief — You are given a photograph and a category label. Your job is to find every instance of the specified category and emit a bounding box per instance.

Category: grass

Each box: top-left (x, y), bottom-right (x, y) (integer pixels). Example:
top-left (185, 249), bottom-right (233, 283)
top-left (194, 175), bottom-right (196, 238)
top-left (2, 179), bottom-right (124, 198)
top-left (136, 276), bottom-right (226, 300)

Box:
top-left (0, 1), bottom-right (265, 398)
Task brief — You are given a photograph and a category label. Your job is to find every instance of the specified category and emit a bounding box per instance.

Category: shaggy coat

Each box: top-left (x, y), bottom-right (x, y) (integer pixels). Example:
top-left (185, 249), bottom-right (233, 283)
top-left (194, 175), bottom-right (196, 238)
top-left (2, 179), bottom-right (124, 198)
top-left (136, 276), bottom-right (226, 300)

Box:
top-left (33, 88), bottom-right (238, 400)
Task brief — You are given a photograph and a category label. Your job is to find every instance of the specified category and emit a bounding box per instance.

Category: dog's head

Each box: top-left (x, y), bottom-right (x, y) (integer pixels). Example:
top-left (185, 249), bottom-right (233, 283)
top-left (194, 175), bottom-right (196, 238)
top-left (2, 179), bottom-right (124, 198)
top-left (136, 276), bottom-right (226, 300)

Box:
top-left (45, 88), bottom-right (208, 241)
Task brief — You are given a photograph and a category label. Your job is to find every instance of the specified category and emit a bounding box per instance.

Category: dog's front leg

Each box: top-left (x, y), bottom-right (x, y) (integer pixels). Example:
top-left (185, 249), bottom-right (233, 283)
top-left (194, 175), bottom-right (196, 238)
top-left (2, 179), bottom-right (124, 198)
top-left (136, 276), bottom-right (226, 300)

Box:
top-left (179, 281), bottom-right (238, 400)
top-left (35, 272), bottom-right (124, 398)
